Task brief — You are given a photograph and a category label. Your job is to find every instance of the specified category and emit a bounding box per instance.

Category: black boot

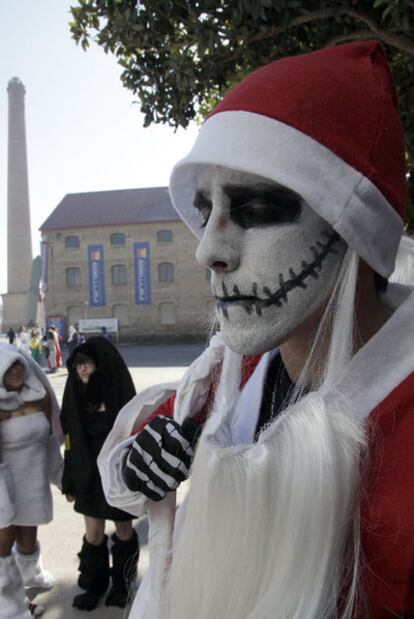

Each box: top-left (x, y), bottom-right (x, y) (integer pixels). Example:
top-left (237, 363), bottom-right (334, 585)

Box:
top-left (105, 530), bottom-right (139, 608)
top-left (73, 536), bottom-right (110, 611)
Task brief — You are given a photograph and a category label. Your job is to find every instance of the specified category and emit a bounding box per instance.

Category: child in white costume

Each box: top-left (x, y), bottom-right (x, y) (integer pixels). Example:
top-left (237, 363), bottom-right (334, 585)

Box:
top-left (0, 344), bottom-right (63, 618)
top-left (99, 41), bottom-right (414, 619)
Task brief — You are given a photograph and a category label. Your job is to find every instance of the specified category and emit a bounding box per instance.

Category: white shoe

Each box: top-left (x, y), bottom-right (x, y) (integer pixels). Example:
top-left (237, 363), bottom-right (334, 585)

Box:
top-left (0, 554), bottom-right (32, 618)
top-left (15, 542), bottom-right (55, 590)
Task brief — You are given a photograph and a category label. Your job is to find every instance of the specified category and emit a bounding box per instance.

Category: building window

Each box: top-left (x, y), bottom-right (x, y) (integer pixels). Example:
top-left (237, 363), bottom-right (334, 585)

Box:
top-left (158, 262), bottom-right (174, 282)
top-left (157, 229), bottom-right (173, 243)
top-left (110, 232), bottom-right (126, 245)
top-left (159, 302), bottom-right (177, 325)
top-left (65, 235), bottom-right (80, 248)
top-left (111, 264), bottom-right (127, 286)
top-left (113, 303), bottom-right (129, 326)
top-left (66, 267), bottom-right (81, 287)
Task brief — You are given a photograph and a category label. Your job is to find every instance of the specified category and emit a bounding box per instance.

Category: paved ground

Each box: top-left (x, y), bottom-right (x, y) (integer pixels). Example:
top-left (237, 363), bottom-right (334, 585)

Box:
top-left (29, 343), bottom-right (204, 619)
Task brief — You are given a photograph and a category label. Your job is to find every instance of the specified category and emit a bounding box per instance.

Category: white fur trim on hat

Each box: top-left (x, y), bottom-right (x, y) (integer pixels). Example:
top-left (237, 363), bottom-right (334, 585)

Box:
top-left (170, 111), bottom-right (403, 278)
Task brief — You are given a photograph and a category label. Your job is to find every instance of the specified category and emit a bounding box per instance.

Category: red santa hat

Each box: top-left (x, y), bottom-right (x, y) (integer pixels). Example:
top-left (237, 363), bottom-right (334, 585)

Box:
top-left (170, 41), bottom-right (406, 278)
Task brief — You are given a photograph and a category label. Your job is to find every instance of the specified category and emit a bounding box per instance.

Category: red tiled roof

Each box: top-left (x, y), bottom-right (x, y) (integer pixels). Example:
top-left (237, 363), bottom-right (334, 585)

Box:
top-left (40, 187), bottom-right (180, 231)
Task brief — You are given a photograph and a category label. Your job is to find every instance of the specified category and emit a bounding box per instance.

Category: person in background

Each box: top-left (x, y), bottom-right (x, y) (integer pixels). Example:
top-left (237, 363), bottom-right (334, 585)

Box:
top-left (18, 327), bottom-right (30, 355)
top-left (100, 327), bottom-right (110, 340)
top-left (0, 344), bottom-right (63, 618)
top-left (51, 328), bottom-right (62, 370)
top-left (61, 337), bottom-right (138, 611)
top-left (6, 329), bottom-right (16, 346)
top-left (29, 332), bottom-right (41, 366)
top-left (46, 329), bottom-right (56, 374)
top-left (67, 325), bottom-right (85, 356)
top-left (40, 334), bottom-right (49, 369)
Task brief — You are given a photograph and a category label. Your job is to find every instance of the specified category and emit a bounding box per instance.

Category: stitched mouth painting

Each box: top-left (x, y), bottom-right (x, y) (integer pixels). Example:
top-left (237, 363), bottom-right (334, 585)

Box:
top-left (216, 230), bottom-right (340, 318)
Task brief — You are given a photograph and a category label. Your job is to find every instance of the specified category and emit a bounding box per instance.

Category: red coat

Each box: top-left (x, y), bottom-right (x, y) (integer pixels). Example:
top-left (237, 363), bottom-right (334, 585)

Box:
top-left (361, 369), bottom-right (414, 617)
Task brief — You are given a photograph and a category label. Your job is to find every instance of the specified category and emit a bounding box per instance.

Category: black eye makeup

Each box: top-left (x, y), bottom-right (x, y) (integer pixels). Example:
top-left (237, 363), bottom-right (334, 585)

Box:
top-left (224, 184), bottom-right (302, 230)
top-left (193, 183), bottom-right (302, 230)
top-left (193, 191), bottom-right (213, 228)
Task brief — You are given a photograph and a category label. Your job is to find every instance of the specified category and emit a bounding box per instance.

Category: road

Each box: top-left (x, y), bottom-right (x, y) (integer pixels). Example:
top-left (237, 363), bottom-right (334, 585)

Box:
top-left (31, 342), bottom-right (204, 619)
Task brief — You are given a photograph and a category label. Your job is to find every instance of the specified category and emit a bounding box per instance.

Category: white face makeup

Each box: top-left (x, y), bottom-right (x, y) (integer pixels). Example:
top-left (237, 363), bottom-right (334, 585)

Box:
top-left (194, 166), bottom-right (346, 355)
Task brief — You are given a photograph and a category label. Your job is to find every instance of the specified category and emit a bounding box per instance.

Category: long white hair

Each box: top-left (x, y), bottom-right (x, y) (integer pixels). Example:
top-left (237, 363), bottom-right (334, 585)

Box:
top-left (161, 249), bottom-right (367, 619)
top-left (390, 234), bottom-right (414, 286)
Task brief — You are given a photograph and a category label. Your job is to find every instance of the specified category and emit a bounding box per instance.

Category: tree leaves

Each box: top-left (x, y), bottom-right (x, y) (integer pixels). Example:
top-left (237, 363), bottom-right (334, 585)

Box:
top-left (69, 0), bottom-right (414, 227)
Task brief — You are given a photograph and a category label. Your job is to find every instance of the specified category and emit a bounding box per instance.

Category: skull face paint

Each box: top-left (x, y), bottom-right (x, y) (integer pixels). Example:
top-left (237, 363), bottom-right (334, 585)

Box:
top-left (194, 166), bottom-right (346, 355)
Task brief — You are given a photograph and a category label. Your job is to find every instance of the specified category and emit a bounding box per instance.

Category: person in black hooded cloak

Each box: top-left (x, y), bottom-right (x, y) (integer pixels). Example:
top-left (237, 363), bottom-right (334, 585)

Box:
top-left (60, 337), bottom-right (138, 611)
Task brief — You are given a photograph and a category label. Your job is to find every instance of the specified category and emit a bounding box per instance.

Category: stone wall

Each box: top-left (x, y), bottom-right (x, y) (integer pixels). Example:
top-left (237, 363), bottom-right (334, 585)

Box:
top-left (42, 221), bottom-right (215, 340)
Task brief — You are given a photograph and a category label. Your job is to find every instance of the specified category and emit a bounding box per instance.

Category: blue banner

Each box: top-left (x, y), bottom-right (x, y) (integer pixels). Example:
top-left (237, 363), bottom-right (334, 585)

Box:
top-left (88, 244), bottom-right (106, 307)
top-left (134, 241), bottom-right (151, 304)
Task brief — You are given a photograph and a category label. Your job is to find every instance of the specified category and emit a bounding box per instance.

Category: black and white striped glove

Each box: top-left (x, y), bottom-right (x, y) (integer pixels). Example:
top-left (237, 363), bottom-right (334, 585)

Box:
top-left (123, 415), bottom-right (201, 502)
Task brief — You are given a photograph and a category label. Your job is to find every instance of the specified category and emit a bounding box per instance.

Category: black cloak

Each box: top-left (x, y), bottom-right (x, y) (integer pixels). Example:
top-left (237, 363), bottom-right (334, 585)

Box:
top-left (60, 337), bottom-right (136, 519)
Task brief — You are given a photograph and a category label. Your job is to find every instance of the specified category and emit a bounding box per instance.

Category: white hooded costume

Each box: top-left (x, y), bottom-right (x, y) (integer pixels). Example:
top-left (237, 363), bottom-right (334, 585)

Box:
top-left (0, 344), bottom-right (63, 619)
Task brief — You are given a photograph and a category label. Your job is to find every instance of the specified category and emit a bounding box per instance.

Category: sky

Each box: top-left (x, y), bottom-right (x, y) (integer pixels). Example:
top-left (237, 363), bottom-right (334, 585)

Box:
top-left (0, 0), bottom-right (199, 295)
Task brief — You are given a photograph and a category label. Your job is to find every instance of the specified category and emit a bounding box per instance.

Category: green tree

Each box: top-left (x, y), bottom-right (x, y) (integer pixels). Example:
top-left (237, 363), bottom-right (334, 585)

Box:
top-left (70, 0), bottom-right (414, 228)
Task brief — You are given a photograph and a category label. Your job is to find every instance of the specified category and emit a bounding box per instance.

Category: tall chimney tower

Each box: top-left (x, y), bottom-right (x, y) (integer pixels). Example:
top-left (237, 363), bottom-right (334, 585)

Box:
top-left (2, 77), bottom-right (33, 330)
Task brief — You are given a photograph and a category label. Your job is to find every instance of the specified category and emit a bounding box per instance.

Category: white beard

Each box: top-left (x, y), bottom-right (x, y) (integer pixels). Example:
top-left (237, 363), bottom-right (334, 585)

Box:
top-left (160, 390), bottom-right (366, 619)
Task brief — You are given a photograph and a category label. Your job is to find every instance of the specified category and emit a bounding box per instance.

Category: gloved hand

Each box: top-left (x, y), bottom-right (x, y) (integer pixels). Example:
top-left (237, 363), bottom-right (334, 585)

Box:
top-left (123, 415), bottom-right (201, 501)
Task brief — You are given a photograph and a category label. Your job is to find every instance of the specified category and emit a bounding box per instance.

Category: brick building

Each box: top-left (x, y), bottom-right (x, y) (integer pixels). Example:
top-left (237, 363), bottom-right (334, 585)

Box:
top-left (39, 187), bottom-right (214, 340)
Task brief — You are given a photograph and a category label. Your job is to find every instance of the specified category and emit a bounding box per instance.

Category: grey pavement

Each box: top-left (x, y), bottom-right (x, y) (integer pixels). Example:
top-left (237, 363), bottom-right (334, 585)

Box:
top-left (30, 343), bottom-right (204, 619)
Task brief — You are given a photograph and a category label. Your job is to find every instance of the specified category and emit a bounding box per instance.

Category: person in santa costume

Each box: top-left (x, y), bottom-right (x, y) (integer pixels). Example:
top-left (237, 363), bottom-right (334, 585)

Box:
top-left (0, 344), bottom-right (63, 618)
top-left (98, 40), bottom-right (413, 619)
